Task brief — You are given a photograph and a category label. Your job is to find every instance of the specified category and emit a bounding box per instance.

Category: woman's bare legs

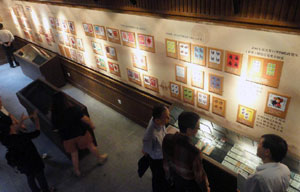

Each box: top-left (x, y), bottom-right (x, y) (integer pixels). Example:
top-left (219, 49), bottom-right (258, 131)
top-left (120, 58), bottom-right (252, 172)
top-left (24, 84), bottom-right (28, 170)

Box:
top-left (71, 151), bottom-right (80, 176)
top-left (87, 143), bottom-right (108, 164)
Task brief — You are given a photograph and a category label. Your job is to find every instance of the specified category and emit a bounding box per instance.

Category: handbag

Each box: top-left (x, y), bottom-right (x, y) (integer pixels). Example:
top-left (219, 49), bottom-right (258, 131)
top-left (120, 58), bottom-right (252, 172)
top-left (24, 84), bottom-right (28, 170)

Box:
top-left (137, 155), bottom-right (149, 178)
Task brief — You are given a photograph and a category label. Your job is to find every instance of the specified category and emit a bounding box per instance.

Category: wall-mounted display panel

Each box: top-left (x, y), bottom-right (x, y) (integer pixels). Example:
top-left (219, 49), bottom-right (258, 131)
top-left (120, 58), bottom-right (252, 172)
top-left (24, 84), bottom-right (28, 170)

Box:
top-left (127, 68), bottom-right (142, 86)
top-left (175, 64), bottom-right (187, 84)
top-left (93, 25), bottom-right (106, 40)
top-left (143, 74), bottom-right (159, 93)
top-left (192, 44), bottom-right (206, 66)
top-left (212, 96), bottom-right (226, 117)
top-left (197, 91), bottom-right (210, 111)
top-left (131, 53), bottom-right (147, 71)
top-left (208, 47), bottom-right (224, 71)
top-left (169, 82), bottom-right (181, 100)
top-left (82, 23), bottom-right (94, 37)
top-left (106, 27), bottom-right (121, 44)
top-left (166, 39), bottom-right (177, 59)
top-left (178, 41), bottom-right (191, 62)
top-left (209, 73), bottom-right (224, 95)
top-left (108, 61), bottom-right (121, 77)
top-left (264, 91), bottom-right (291, 119)
top-left (237, 105), bottom-right (256, 128)
top-left (225, 51), bottom-right (243, 76)
top-left (183, 86), bottom-right (194, 105)
top-left (137, 33), bottom-right (155, 53)
top-left (247, 56), bottom-right (283, 88)
top-left (121, 30), bottom-right (136, 48)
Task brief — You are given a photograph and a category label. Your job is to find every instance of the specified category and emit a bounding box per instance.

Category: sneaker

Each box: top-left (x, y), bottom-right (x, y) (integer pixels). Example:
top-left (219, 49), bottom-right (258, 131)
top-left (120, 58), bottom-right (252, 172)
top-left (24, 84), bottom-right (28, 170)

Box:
top-left (97, 153), bottom-right (108, 165)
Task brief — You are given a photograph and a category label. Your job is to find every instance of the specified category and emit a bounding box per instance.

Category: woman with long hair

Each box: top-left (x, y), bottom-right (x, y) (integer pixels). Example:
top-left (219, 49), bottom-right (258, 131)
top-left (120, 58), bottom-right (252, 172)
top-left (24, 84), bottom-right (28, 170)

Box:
top-left (51, 92), bottom-right (107, 176)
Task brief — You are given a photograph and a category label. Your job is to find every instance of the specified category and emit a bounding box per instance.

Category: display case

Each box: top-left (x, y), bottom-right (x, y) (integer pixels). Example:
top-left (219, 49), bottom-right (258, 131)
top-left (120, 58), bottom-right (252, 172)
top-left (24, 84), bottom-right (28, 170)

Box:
top-left (14, 44), bottom-right (65, 87)
top-left (16, 79), bottom-right (97, 159)
top-left (168, 104), bottom-right (300, 192)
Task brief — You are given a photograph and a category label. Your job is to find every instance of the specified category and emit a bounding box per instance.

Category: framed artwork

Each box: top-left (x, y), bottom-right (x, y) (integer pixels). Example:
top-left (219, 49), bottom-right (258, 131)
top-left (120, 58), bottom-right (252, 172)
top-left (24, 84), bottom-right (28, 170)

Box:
top-left (207, 47), bottom-right (224, 71)
top-left (44, 33), bottom-right (52, 46)
top-left (121, 30), bottom-right (136, 48)
top-left (18, 18), bottom-right (25, 29)
top-left (38, 25), bottom-right (45, 35)
top-left (35, 33), bottom-right (43, 42)
top-left (55, 18), bottom-right (62, 31)
top-left (192, 44), bottom-right (206, 66)
top-left (169, 82), bottom-right (181, 100)
top-left (175, 64), bottom-right (187, 84)
top-left (237, 105), bottom-right (256, 128)
top-left (137, 33), bottom-right (155, 53)
top-left (264, 91), bottom-right (291, 119)
top-left (82, 23), bottom-right (94, 37)
top-left (28, 31), bottom-right (35, 42)
top-left (192, 70), bottom-right (204, 89)
top-left (197, 91), bottom-right (210, 111)
top-left (57, 33), bottom-right (64, 45)
top-left (183, 86), bottom-right (195, 105)
top-left (91, 41), bottom-right (103, 55)
top-left (76, 38), bottom-right (84, 51)
top-left (208, 73), bottom-right (224, 95)
top-left (70, 49), bottom-right (77, 62)
top-left (108, 62), bottom-right (121, 77)
top-left (49, 17), bottom-right (56, 29)
top-left (76, 51), bottom-right (85, 65)
top-left (127, 68), bottom-right (142, 86)
top-left (95, 56), bottom-right (107, 71)
top-left (94, 25), bottom-right (106, 40)
top-left (68, 21), bottom-right (76, 35)
top-left (69, 36), bottom-right (77, 49)
top-left (178, 41), bottom-right (191, 62)
top-left (106, 27), bottom-right (121, 44)
top-left (247, 56), bottom-right (283, 88)
top-left (13, 7), bottom-right (20, 17)
top-left (24, 19), bottom-right (32, 29)
top-left (166, 39), bottom-right (177, 59)
top-left (131, 53), bottom-right (147, 71)
top-left (63, 34), bottom-right (70, 47)
top-left (46, 29), bottom-right (55, 43)
top-left (104, 45), bottom-right (117, 61)
top-left (64, 47), bottom-right (71, 59)
top-left (62, 20), bottom-right (69, 33)
top-left (58, 44), bottom-right (65, 57)
top-left (212, 96), bottom-right (226, 117)
top-left (23, 30), bottom-right (30, 40)
top-left (143, 74), bottom-right (159, 93)
top-left (225, 51), bottom-right (243, 76)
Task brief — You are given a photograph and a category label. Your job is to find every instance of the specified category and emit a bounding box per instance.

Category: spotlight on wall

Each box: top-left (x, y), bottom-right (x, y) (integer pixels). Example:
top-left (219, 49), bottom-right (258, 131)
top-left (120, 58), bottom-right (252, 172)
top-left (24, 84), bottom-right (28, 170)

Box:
top-left (233, 0), bottom-right (240, 14)
top-left (130, 0), bottom-right (137, 5)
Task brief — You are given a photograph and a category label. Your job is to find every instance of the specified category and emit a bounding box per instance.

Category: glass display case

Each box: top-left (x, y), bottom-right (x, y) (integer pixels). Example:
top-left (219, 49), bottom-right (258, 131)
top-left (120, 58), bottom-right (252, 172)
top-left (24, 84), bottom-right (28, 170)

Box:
top-left (168, 104), bottom-right (300, 192)
top-left (14, 44), bottom-right (66, 87)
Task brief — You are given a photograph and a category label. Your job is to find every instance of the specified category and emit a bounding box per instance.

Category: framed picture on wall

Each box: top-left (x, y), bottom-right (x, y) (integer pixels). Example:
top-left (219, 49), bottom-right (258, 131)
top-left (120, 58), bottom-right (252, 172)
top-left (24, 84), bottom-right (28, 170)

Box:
top-left (137, 33), bottom-right (155, 53)
top-left (69, 36), bottom-right (77, 49)
top-left (49, 17), bottom-right (56, 29)
top-left (38, 25), bottom-right (45, 35)
top-left (91, 41), bottom-right (103, 55)
top-left (121, 30), bottom-right (136, 48)
top-left (178, 41), bottom-right (191, 62)
top-left (191, 70), bottom-right (204, 89)
top-left (76, 51), bottom-right (85, 65)
top-left (55, 18), bottom-right (62, 31)
top-left (212, 96), bottom-right (226, 117)
top-left (94, 25), bottom-right (106, 40)
top-left (264, 91), bottom-right (291, 119)
top-left (208, 73), bottom-right (224, 95)
top-left (104, 45), bottom-right (117, 61)
top-left (127, 68), bottom-right (142, 86)
top-left (237, 105), bottom-right (256, 128)
top-left (247, 56), bottom-right (283, 88)
top-left (70, 49), bottom-right (77, 62)
top-left (192, 44), bottom-right (206, 66)
top-left (62, 20), bottom-right (69, 33)
top-left (169, 82), bottom-right (181, 100)
top-left (175, 64), bottom-right (187, 84)
top-left (106, 27), bottom-right (121, 44)
top-left (57, 33), bottom-right (64, 45)
top-left (108, 61), bottom-right (121, 77)
top-left (58, 44), bottom-right (65, 57)
top-left (166, 39), bottom-right (177, 59)
top-left (68, 21), bottom-right (76, 35)
top-left (143, 74), bottom-right (159, 93)
top-left (35, 32), bottom-right (43, 43)
top-left (63, 34), bottom-right (70, 47)
top-left (197, 91), bottom-right (210, 111)
top-left (76, 38), bottom-right (84, 51)
top-left (207, 47), bottom-right (224, 71)
top-left (82, 23), bottom-right (94, 37)
top-left (183, 86), bottom-right (194, 106)
top-left (95, 56), bottom-right (107, 71)
top-left (225, 51), bottom-right (243, 76)
top-left (64, 47), bottom-right (71, 59)
top-left (131, 53), bottom-right (147, 71)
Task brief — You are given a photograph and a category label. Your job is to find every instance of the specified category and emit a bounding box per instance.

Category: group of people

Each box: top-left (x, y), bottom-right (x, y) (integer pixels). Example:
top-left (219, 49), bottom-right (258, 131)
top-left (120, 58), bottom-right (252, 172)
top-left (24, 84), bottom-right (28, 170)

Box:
top-left (142, 105), bottom-right (290, 192)
top-left (0, 94), bottom-right (108, 192)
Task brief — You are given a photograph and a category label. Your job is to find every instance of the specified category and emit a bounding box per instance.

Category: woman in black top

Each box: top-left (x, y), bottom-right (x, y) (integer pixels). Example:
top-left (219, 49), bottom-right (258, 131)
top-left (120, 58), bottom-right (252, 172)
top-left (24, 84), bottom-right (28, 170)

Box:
top-left (0, 110), bottom-right (54, 192)
top-left (51, 92), bottom-right (107, 176)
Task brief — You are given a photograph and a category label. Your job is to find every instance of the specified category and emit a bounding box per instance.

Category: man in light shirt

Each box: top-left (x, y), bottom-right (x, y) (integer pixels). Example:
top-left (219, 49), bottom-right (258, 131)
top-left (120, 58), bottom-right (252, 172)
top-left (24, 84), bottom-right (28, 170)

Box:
top-left (142, 105), bottom-right (170, 192)
top-left (0, 23), bottom-right (19, 68)
top-left (245, 134), bottom-right (290, 192)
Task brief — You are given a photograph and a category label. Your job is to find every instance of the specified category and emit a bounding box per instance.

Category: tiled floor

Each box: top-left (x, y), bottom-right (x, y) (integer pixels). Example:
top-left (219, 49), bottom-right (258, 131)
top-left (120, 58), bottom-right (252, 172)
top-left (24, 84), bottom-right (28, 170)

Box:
top-left (0, 63), bottom-right (152, 192)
